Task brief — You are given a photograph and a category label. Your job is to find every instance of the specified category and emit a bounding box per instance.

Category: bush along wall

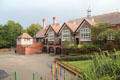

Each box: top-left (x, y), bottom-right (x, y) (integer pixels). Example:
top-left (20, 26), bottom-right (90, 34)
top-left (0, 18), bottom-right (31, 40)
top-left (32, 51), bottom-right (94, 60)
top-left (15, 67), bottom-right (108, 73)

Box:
top-left (63, 41), bottom-right (119, 55)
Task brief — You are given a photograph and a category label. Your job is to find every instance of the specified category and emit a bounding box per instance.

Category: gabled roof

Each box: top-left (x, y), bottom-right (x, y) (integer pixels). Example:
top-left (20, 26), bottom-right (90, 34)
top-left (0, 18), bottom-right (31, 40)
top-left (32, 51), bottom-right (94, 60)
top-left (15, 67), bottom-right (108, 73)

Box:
top-left (34, 26), bottom-right (49, 38)
top-left (34, 12), bottom-right (120, 38)
top-left (67, 18), bottom-right (84, 26)
top-left (34, 23), bottom-right (62, 38)
top-left (18, 33), bottom-right (32, 39)
top-left (45, 23), bottom-right (62, 34)
top-left (85, 18), bottom-right (95, 25)
top-left (50, 23), bottom-right (62, 33)
top-left (75, 19), bottom-right (93, 32)
top-left (59, 18), bottom-right (94, 33)
top-left (65, 22), bottom-right (78, 32)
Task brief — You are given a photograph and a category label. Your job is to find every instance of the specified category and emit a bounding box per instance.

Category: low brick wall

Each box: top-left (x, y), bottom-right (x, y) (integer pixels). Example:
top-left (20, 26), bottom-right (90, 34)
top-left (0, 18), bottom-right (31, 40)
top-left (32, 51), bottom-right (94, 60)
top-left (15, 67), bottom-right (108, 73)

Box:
top-left (16, 43), bottom-right (43, 55)
top-left (0, 48), bottom-right (11, 52)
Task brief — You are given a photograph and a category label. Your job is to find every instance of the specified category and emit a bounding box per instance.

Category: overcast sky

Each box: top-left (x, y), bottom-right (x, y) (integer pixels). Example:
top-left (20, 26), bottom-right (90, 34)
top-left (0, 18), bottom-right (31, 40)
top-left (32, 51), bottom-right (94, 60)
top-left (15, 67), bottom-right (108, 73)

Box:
top-left (0, 0), bottom-right (119, 28)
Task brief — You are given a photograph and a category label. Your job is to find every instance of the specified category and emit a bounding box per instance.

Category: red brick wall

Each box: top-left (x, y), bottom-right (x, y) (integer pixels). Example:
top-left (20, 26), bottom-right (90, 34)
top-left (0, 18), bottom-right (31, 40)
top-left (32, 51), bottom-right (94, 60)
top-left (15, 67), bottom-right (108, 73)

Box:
top-left (110, 24), bottom-right (120, 30)
top-left (16, 43), bottom-right (43, 55)
top-left (0, 48), bottom-right (11, 52)
top-left (16, 45), bottom-right (26, 54)
top-left (25, 43), bottom-right (43, 55)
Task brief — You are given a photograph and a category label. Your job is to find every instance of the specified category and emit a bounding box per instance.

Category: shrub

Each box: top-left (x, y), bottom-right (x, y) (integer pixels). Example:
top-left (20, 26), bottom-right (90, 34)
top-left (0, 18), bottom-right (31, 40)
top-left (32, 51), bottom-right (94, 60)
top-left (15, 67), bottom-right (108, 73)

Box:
top-left (80, 43), bottom-right (98, 50)
top-left (105, 41), bottom-right (118, 49)
top-left (61, 55), bottom-right (93, 61)
top-left (82, 52), bottom-right (120, 80)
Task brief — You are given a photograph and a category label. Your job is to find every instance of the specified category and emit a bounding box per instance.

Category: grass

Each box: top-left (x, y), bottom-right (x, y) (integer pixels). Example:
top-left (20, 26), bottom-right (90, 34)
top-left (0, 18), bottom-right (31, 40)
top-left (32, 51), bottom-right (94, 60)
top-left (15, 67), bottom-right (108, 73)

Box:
top-left (62, 60), bottom-right (92, 72)
top-left (68, 60), bottom-right (92, 70)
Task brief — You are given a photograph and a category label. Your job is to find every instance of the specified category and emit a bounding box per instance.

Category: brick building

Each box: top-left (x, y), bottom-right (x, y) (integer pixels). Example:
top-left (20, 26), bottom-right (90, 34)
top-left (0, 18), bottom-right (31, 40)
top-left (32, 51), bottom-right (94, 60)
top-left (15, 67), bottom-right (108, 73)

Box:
top-left (17, 10), bottom-right (120, 55)
top-left (16, 33), bottom-right (43, 55)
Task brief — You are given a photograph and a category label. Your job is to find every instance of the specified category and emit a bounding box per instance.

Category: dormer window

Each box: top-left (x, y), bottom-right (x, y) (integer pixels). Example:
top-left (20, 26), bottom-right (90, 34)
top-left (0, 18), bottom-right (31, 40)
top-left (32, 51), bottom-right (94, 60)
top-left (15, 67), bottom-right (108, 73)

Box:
top-left (48, 31), bottom-right (54, 41)
top-left (62, 29), bottom-right (70, 41)
top-left (80, 28), bottom-right (91, 41)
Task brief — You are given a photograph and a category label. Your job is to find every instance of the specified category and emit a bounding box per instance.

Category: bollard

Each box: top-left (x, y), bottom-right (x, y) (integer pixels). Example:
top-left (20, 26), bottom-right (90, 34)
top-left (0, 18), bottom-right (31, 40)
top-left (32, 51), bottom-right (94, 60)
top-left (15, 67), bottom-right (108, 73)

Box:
top-left (64, 69), bottom-right (66, 80)
top-left (53, 64), bottom-right (54, 75)
top-left (33, 72), bottom-right (35, 80)
top-left (56, 68), bottom-right (58, 80)
top-left (51, 64), bottom-right (53, 72)
top-left (14, 72), bottom-right (17, 80)
top-left (40, 75), bottom-right (42, 80)
top-left (60, 64), bottom-right (62, 75)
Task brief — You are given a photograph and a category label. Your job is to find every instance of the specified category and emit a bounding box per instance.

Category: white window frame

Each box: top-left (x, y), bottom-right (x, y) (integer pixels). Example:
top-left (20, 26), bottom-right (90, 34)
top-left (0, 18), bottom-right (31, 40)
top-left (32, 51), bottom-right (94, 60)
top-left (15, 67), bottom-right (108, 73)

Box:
top-left (62, 29), bottom-right (70, 41)
top-left (80, 28), bottom-right (91, 41)
top-left (107, 33), bottom-right (115, 40)
top-left (48, 31), bottom-right (54, 41)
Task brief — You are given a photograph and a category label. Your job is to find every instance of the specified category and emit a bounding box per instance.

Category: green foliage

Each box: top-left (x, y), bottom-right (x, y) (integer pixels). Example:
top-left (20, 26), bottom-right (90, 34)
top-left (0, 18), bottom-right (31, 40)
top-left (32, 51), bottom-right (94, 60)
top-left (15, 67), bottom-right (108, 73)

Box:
top-left (0, 20), bottom-right (24, 48)
top-left (63, 39), bottom-right (78, 50)
top-left (82, 52), bottom-right (120, 80)
top-left (80, 43), bottom-right (98, 50)
top-left (26, 24), bottom-right (42, 37)
top-left (63, 41), bottom-right (98, 51)
top-left (91, 21), bottom-right (110, 41)
top-left (61, 55), bottom-right (92, 61)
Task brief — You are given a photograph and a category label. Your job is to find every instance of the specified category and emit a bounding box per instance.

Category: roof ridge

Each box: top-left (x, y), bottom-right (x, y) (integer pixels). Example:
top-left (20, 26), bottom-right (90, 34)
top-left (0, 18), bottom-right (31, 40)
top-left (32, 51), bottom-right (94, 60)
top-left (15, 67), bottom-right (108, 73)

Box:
top-left (93, 11), bottom-right (120, 17)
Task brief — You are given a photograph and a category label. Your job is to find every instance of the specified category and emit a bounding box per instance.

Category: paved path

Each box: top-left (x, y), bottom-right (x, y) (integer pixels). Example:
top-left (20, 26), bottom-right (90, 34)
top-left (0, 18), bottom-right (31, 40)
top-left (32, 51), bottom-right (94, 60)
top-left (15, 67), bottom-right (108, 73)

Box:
top-left (0, 53), bottom-right (77, 80)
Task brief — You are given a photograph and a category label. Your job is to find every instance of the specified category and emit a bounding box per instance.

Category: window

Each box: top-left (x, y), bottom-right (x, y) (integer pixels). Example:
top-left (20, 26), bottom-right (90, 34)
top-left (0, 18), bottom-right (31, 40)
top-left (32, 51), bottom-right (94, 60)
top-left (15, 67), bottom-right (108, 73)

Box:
top-left (48, 31), bottom-right (54, 41)
top-left (27, 38), bottom-right (30, 41)
top-left (62, 30), bottom-right (70, 41)
top-left (80, 28), bottom-right (91, 41)
top-left (107, 33), bottom-right (115, 40)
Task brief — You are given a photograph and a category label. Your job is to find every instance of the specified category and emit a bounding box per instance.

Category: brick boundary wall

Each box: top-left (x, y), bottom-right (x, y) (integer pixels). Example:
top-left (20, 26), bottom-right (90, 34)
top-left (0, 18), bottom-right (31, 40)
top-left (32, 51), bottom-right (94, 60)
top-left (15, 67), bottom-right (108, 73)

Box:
top-left (0, 48), bottom-right (11, 52)
top-left (16, 43), bottom-right (43, 55)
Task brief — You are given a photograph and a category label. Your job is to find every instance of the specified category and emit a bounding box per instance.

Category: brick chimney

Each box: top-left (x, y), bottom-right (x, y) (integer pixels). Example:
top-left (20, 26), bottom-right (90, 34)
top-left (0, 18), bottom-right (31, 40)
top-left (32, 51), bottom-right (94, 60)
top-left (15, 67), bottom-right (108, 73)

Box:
top-left (43, 18), bottom-right (46, 29)
top-left (53, 17), bottom-right (56, 25)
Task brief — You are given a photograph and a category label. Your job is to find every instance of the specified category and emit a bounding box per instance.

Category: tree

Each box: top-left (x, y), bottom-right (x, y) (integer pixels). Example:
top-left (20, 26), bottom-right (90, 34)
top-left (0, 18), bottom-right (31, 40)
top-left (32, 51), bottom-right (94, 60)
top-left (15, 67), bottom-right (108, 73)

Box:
top-left (91, 21), bottom-right (110, 41)
top-left (97, 29), bottom-right (117, 40)
top-left (1, 20), bottom-right (24, 48)
top-left (26, 24), bottom-right (42, 37)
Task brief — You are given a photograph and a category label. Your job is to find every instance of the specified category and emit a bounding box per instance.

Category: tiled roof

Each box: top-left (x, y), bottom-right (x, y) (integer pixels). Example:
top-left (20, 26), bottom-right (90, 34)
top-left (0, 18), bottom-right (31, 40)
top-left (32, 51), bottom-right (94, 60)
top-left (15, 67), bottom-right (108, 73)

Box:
top-left (93, 12), bottom-right (120, 24)
top-left (66, 12), bottom-right (120, 32)
top-left (35, 23), bottom-right (62, 38)
top-left (65, 22), bottom-right (78, 32)
top-left (34, 26), bottom-right (49, 38)
top-left (18, 33), bottom-right (32, 39)
top-left (68, 12), bottom-right (120, 25)
top-left (66, 18), bottom-right (94, 32)
top-left (50, 23), bottom-right (62, 33)
top-left (68, 18), bottom-right (84, 26)
top-left (84, 18), bottom-right (95, 25)
top-left (34, 12), bottom-right (120, 38)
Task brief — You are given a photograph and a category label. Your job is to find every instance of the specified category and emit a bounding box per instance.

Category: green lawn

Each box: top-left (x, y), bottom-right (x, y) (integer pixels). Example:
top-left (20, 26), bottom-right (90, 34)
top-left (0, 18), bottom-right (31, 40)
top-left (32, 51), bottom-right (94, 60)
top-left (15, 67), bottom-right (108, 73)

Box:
top-left (68, 60), bottom-right (92, 70)
top-left (63, 60), bottom-right (92, 72)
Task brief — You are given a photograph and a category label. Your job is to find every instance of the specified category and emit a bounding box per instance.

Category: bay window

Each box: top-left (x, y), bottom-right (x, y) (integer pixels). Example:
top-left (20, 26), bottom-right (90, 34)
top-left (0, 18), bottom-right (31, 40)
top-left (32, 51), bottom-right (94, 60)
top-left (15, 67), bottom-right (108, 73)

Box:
top-left (80, 28), bottom-right (91, 41)
top-left (48, 32), bottom-right (54, 41)
top-left (62, 30), bottom-right (70, 41)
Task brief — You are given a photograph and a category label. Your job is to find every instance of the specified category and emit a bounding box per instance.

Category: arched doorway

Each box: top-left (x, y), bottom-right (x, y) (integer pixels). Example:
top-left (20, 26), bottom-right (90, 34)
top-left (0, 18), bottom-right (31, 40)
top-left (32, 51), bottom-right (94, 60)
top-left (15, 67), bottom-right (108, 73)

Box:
top-left (49, 47), bottom-right (54, 53)
top-left (56, 47), bottom-right (61, 54)
top-left (42, 47), bottom-right (47, 53)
